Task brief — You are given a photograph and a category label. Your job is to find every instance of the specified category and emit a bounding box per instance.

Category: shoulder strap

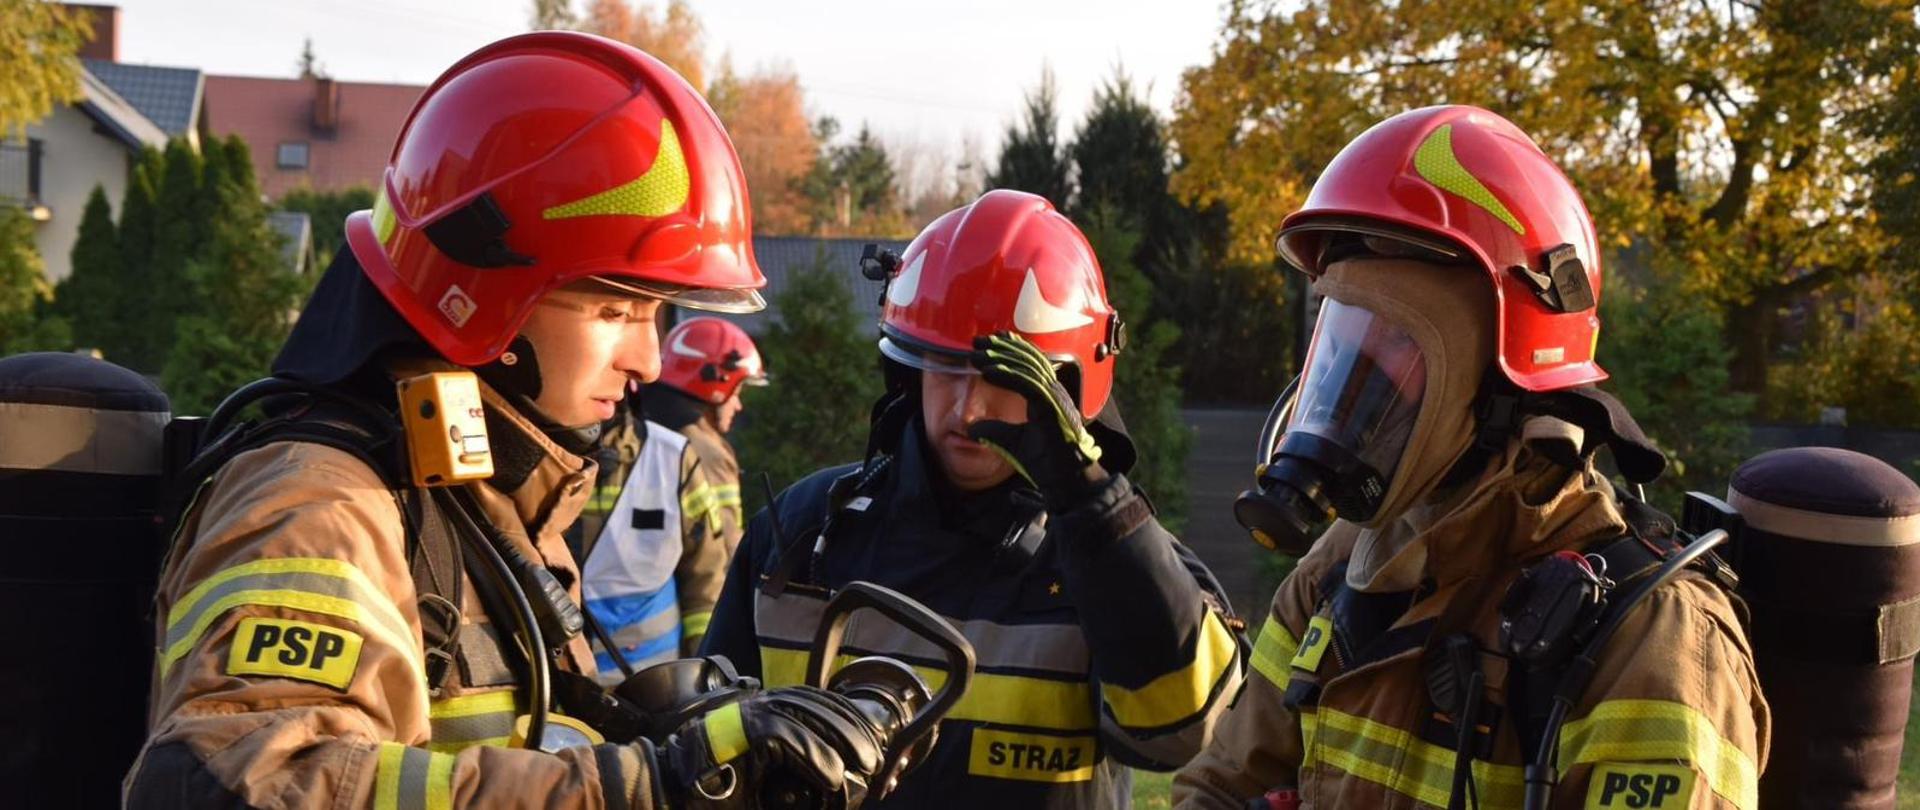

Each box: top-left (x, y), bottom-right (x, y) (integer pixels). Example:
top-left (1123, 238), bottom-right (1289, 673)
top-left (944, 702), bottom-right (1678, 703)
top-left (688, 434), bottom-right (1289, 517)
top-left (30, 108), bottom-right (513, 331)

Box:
top-left (1506, 489), bottom-right (1738, 755)
top-left (168, 391), bottom-right (467, 693)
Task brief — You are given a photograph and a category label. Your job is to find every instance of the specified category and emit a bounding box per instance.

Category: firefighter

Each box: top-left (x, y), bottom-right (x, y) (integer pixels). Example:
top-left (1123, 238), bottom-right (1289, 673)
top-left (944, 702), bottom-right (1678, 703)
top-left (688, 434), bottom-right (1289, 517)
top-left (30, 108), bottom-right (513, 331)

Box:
top-left (574, 317), bottom-right (765, 678)
top-left (127, 32), bottom-right (886, 809)
top-left (1172, 106), bottom-right (1769, 809)
top-left (703, 189), bottom-right (1247, 809)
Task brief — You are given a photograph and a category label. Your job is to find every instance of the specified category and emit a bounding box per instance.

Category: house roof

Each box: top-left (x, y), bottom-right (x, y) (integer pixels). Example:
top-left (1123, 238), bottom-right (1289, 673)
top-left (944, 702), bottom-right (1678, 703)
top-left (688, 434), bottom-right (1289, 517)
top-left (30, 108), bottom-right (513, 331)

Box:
top-left (76, 68), bottom-right (166, 151)
top-left (202, 75), bottom-right (424, 199)
top-left (721, 236), bottom-right (911, 336)
top-left (83, 59), bottom-right (203, 137)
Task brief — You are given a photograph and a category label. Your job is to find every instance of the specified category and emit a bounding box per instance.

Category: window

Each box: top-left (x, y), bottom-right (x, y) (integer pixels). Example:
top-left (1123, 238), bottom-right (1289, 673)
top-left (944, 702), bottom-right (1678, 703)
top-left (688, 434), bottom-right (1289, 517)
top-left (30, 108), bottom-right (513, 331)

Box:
top-left (276, 141), bottom-right (310, 170)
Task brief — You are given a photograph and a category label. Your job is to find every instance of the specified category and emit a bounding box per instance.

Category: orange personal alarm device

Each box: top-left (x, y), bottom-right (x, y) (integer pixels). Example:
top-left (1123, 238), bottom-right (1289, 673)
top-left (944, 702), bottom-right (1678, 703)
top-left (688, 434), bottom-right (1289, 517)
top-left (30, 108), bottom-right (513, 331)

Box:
top-left (397, 371), bottom-right (494, 486)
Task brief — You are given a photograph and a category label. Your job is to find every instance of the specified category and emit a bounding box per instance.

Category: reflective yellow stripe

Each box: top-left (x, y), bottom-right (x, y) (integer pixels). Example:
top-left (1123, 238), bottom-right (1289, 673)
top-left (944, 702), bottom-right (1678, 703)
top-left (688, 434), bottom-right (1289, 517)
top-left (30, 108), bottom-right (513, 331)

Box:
top-left (1304, 707), bottom-right (1524, 807)
top-left (425, 752), bottom-right (454, 810)
top-left (427, 691), bottom-right (519, 752)
top-left (161, 558), bottom-right (419, 680)
top-left (681, 483), bottom-right (720, 516)
top-left (586, 484), bottom-right (623, 514)
top-left (1101, 611), bottom-right (1239, 728)
top-left (430, 690), bottom-right (519, 719)
top-left (762, 647), bottom-right (1095, 731)
top-left (682, 483), bottom-right (725, 532)
top-left (374, 742), bottom-right (454, 810)
top-left (1558, 699), bottom-right (1758, 810)
top-left (374, 742), bottom-right (405, 810)
top-left (682, 610), bottom-right (712, 639)
top-left (1249, 615), bottom-right (1298, 688)
top-left (704, 702), bottom-right (749, 764)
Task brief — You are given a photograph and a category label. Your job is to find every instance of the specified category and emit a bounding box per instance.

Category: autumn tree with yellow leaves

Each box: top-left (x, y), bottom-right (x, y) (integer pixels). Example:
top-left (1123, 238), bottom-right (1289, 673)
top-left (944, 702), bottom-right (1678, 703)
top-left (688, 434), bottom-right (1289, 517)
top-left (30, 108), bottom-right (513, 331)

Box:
top-left (1172, 0), bottom-right (1918, 404)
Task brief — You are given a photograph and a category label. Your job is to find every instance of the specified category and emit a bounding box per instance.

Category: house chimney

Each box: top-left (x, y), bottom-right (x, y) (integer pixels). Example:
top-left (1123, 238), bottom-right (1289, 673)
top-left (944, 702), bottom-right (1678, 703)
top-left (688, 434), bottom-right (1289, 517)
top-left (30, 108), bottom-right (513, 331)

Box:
top-left (67, 4), bottom-right (119, 62)
top-left (312, 76), bottom-right (339, 134)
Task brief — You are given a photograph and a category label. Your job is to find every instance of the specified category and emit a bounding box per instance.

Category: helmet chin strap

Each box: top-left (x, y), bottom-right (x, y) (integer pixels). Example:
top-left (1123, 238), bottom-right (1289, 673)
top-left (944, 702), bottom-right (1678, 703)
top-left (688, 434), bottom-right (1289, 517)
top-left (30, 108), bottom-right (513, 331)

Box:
top-left (476, 335), bottom-right (605, 456)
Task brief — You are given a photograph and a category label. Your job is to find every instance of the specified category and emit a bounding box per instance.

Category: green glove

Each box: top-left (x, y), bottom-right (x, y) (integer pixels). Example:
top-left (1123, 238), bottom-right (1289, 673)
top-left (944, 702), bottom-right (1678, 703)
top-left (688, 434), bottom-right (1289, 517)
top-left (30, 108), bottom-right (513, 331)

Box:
top-left (967, 332), bottom-right (1110, 509)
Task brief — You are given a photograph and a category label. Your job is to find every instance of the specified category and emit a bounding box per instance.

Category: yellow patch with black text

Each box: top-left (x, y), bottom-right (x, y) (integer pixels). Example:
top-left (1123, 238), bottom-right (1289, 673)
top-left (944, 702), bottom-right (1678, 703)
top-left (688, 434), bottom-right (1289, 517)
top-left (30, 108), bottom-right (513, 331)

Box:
top-left (968, 728), bottom-right (1096, 783)
top-left (1290, 615), bottom-right (1334, 673)
top-left (226, 617), bottom-right (363, 689)
top-left (1586, 763), bottom-right (1696, 809)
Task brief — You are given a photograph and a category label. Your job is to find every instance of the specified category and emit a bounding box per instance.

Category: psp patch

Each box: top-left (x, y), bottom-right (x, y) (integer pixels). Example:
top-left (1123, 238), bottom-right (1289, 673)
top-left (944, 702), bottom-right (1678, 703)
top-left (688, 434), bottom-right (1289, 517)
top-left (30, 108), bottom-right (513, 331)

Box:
top-left (1586, 763), bottom-right (1696, 809)
top-left (226, 617), bottom-right (364, 690)
top-left (1290, 615), bottom-right (1334, 673)
top-left (968, 728), bottom-right (1097, 783)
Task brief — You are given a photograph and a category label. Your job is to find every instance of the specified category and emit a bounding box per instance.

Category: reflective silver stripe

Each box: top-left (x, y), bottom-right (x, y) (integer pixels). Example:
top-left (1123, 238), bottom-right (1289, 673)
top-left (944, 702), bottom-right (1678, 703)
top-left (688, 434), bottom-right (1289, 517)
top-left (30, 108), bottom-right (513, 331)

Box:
top-left (608, 607), bottom-right (683, 651)
top-left (754, 589), bottom-right (1091, 675)
top-left (428, 690), bottom-right (519, 754)
top-left (375, 743), bottom-right (454, 810)
top-left (0, 401), bottom-right (168, 474)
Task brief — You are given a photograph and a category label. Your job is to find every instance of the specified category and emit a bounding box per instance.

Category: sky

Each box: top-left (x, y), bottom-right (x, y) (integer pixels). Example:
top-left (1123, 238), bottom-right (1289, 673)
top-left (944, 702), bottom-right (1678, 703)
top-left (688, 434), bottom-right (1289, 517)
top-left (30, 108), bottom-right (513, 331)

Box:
top-left (106, 0), bottom-right (1228, 190)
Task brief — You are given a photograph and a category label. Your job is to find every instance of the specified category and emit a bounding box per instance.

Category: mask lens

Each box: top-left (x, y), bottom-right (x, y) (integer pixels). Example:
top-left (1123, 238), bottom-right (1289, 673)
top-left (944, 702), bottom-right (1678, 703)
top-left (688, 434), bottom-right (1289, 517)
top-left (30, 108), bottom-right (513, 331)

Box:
top-left (1288, 299), bottom-right (1427, 482)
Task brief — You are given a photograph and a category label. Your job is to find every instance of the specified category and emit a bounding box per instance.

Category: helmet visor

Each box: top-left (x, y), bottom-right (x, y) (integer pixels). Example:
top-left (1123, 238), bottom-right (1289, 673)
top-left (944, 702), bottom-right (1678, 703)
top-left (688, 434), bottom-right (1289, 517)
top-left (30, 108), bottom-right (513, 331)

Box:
top-left (1287, 298), bottom-right (1427, 486)
top-left (588, 276), bottom-right (767, 313)
top-left (879, 334), bottom-right (977, 375)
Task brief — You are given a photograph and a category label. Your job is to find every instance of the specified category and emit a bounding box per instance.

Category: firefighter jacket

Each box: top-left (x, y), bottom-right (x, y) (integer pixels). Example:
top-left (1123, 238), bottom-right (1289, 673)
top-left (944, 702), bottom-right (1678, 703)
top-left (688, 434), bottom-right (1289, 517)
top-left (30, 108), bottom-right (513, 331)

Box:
top-left (570, 393), bottom-right (738, 674)
top-left (644, 386), bottom-right (749, 647)
top-left (703, 418), bottom-right (1247, 810)
top-left (1173, 430), bottom-right (1771, 810)
top-left (126, 370), bottom-right (668, 810)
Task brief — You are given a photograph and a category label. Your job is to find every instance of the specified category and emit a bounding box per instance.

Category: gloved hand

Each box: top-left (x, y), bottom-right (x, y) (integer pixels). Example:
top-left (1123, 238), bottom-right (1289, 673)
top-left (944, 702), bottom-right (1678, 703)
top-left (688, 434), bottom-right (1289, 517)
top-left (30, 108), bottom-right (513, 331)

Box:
top-left (653, 687), bottom-right (887, 810)
top-left (967, 331), bottom-right (1110, 510)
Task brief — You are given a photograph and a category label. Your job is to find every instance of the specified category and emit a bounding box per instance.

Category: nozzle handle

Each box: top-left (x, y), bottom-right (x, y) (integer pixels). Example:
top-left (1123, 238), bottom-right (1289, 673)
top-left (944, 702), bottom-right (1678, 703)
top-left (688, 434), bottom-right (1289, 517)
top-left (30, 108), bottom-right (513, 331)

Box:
top-left (805, 581), bottom-right (975, 800)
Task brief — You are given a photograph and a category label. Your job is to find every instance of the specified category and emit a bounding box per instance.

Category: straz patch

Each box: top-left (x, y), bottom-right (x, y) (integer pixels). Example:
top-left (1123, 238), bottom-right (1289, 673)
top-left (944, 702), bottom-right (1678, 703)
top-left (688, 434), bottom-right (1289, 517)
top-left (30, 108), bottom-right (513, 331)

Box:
top-left (1587, 763), bottom-right (1696, 809)
top-left (968, 729), bottom-right (1096, 783)
top-left (1291, 615), bottom-right (1334, 673)
top-left (226, 617), bottom-right (364, 690)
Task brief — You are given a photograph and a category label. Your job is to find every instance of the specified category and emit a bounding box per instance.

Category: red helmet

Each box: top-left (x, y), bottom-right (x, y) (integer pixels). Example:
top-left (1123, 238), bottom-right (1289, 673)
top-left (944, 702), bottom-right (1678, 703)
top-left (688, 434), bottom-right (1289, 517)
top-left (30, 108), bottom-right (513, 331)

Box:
top-left (342, 31), bottom-right (766, 367)
top-left (879, 189), bottom-right (1123, 419)
top-left (658, 316), bottom-right (766, 404)
top-left (1276, 105), bottom-right (1604, 392)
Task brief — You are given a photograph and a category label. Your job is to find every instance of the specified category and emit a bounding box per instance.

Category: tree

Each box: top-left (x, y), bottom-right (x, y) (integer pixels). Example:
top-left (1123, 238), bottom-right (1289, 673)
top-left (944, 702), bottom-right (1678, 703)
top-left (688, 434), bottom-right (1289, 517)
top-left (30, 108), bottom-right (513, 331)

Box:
top-left (1067, 72), bottom-right (1289, 403)
top-left (1598, 278), bottom-right (1753, 510)
top-left (1080, 208), bottom-right (1191, 531)
top-left (1171, 0), bottom-right (1920, 406)
top-left (529, 0), bottom-right (577, 30)
top-left (583, 0), bottom-right (705, 90)
top-left (0, 205), bottom-right (55, 352)
top-left (707, 61), bottom-right (818, 235)
top-left (163, 137), bottom-right (301, 413)
top-left (1071, 70), bottom-right (1168, 228)
top-left (278, 185), bottom-right (375, 269)
top-left (987, 69), bottom-right (1071, 210)
top-left (0, 0), bottom-right (89, 137)
top-left (799, 119), bottom-right (906, 236)
top-left (109, 149), bottom-right (160, 363)
top-left (729, 250), bottom-right (884, 515)
top-left (127, 138), bottom-right (205, 371)
top-left (295, 36), bottom-right (323, 78)
top-left (53, 185), bottom-right (121, 352)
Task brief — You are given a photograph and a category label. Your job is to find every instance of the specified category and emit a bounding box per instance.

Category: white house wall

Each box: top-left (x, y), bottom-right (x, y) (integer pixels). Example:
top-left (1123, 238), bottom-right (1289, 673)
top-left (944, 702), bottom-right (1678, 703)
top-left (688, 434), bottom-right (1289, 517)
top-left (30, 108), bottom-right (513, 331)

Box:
top-left (27, 105), bottom-right (136, 283)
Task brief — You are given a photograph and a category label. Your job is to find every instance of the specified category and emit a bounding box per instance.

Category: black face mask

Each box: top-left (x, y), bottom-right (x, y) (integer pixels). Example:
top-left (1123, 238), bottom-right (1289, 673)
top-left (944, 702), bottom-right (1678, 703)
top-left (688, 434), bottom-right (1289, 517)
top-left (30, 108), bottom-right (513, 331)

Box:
top-left (1234, 299), bottom-right (1427, 555)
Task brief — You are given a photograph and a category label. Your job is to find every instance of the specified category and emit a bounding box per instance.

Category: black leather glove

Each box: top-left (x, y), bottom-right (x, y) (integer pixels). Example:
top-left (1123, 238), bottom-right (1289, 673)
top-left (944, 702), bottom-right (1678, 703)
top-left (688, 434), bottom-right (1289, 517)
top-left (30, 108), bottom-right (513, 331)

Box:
top-left (653, 687), bottom-right (887, 810)
top-left (967, 332), bottom-right (1110, 510)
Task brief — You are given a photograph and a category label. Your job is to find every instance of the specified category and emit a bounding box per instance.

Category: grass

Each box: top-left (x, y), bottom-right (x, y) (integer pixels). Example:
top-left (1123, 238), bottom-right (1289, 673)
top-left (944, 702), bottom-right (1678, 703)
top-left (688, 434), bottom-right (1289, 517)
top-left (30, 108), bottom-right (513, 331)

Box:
top-left (1133, 769), bottom-right (1174, 809)
top-left (1903, 668), bottom-right (1920, 809)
